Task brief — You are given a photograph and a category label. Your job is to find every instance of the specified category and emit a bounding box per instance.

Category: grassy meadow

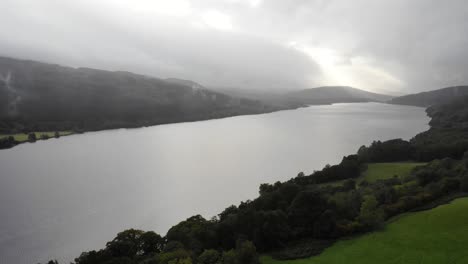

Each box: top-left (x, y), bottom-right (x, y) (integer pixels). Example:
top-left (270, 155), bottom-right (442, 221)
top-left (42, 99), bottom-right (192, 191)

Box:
top-left (321, 162), bottom-right (426, 187)
top-left (261, 197), bottom-right (468, 264)
top-left (361, 162), bottom-right (427, 183)
top-left (0, 131), bottom-right (73, 142)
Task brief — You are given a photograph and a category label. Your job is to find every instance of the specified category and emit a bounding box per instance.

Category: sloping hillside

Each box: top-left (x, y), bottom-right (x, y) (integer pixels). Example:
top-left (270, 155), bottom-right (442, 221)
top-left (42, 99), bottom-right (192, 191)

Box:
top-left (285, 86), bottom-right (392, 105)
top-left (389, 86), bottom-right (468, 107)
top-left (425, 95), bottom-right (468, 129)
top-left (0, 57), bottom-right (275, 133)
top-left (262, 197), bottom-right (468, 264)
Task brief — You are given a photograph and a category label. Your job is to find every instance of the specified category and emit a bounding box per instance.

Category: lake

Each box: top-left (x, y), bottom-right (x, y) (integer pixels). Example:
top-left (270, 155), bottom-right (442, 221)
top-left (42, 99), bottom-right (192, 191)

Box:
top-left (0, 103), bottom-right (429, 264)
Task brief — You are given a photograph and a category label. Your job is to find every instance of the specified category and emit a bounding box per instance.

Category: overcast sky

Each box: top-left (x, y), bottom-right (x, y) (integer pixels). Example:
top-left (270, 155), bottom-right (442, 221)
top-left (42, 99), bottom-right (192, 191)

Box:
top-left (1, 0), bottom-right (467, 94)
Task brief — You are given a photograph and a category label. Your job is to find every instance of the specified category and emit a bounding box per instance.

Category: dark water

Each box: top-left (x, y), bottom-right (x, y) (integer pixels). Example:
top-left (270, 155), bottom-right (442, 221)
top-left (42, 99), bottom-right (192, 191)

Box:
top-left (0, 103), bottom-right (429, 264)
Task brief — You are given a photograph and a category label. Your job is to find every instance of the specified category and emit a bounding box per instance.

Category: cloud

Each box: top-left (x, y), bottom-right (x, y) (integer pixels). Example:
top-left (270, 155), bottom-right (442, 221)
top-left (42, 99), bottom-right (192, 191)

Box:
top-left (257, 0), bottom-right (468, 93)
top-left (0, 0), bottom-right (467, 93)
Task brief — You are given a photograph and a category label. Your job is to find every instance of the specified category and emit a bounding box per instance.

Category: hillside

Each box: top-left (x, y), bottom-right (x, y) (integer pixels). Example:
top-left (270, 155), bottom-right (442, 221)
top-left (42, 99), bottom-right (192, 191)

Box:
top-left (216, 87), bottom-right (304, 109)
top-left (262, 197), bottom-right (468, 264)
top-left (389, 86), bottom-right (468, 107)
top-left (285, 86), bottom-right (392, 105)
top-left (425, 96), bottom-right (468, 129)
top-left (164, 78), bottom-right (205, 90)
top-left (0, 57), bottom-right (276, 134)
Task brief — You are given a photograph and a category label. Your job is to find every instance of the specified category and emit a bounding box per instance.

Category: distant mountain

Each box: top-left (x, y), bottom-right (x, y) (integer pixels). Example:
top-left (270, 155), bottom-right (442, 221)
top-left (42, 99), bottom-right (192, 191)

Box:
top-left (285, 86), bottom-right (392, 105)
top-left (164, 78), bottom-right (205, 90)
top-left (215, 86), bottom-right (304, 108)
top-left (0, 57), bottom-right (275, 133)
top-left (389, 86), bottom-right (468, 107)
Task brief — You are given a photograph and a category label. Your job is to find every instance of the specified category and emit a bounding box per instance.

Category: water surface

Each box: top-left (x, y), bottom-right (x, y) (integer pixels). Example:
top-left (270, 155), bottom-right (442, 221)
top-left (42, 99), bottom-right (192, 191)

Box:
top-left (0, 103), bottom-right (429, 263)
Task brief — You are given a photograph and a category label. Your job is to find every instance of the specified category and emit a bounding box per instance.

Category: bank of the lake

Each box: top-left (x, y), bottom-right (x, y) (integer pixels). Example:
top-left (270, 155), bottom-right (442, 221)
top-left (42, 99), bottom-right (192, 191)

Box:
top-left (0, 103), bottom-right (429, 264)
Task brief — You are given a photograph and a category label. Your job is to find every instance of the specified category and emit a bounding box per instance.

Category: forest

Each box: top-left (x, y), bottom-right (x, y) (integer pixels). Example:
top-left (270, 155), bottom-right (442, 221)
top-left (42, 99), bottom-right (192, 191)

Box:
top-left (42, 95), bottom-right (468, 264)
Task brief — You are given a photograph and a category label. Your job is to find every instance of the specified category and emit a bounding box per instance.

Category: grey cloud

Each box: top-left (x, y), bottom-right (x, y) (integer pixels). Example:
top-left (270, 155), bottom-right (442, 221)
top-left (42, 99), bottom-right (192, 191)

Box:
top-left (0, 0), bottom-right (320, 91)
top-left (263, 0), bottom-right (468, 92)
top-left (0, 0), bottom-right (467, 93)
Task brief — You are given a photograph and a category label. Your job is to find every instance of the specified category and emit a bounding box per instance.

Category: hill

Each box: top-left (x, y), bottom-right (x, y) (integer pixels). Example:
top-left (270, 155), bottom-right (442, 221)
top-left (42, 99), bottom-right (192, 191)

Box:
top-left (0, 57), bottom-right (275, 134)
top-left (425, 96), bottom-right (468, 129)
top-left (164, 78), bottom-right (205, 90)
top-left (389, 86), bottom-right (468, 107)
top-left (261, 197), bottom-right (468, 264)
top-left (216, 86), bottom-right (304, 108)
top-left (285, 86), bottom-right (392, 105)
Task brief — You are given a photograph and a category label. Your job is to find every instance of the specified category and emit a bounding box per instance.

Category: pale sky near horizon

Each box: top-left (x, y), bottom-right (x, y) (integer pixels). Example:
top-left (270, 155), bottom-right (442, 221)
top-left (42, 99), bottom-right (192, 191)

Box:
top-left (1, 0), bottom-right (468, 94)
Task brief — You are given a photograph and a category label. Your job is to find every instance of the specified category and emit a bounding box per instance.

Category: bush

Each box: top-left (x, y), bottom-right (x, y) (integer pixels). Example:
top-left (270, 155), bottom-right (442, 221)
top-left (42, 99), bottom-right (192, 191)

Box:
top-left (461, 176), bottom-right (468, 192)
top-left (0, 136), bottom-right (17, 149)
top-left (235, 241), bottom-right (259, 264)
top-left (28, 132), bottom-right (37, 142)
top-left (358, 195), bottom-right (385, 229)
top-left (441, 178), bottom-right (460, 194)
top-left (221, 250), bottom-right (237, 264)
top-left (198, 249), bottom-right (220, 264)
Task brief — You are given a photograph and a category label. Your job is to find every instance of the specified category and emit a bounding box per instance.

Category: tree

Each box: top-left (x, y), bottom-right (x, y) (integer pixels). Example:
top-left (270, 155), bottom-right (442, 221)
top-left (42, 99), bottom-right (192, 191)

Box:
top-left (158, 249), bottom-right (192, 264)
top-left (259, 183), bottom-right (273, 196)
top-left (54, 131), bottom-right (60, 138)
top-left (74, 250), bottom-right (111, 264)
top-left (197, 249), bottom-right (221, 264)
top-left (141, 231), bottom-right (164, 255)
top-left (0, 136), bottom-right (16, 149)
top-left (105, 229), bottom-right (163, 258)
top-left (313, 209), bottom-right (337, 238)
top-left (221, 250), bottom-right (237, 264)
top-left (288, 191), bottom-right (328, 236)
top-left (441, 178), bottom-right (460, 194)
top-left (218, 205), bottom-right (238, 221)
top-left (163, 241), bottom-right (185, 253)
top-left (343, 179), bottom-right (356, 190)
top-left (235, 240), bottom-right (259, 264)
top-left (28, 132), bottom-right (37, 142)
top-left (358, 195), bottom-right (384, 229)
top-left (461, 176), bottom-right (468, 192)
top-left (166, 215), bottom-right (216, 254)
top-left (253, 210), bottom-right (290, 250)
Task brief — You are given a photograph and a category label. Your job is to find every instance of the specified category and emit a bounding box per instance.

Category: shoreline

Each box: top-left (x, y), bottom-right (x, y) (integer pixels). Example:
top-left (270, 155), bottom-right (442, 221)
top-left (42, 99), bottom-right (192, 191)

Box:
top-left (0, 101), bottom-right (423, 151)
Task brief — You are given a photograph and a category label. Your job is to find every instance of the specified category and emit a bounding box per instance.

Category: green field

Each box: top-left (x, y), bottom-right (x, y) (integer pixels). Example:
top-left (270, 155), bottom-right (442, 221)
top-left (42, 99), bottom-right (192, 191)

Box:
top-left (321, 162), bottom-right (426, 187)
top-left (361, 162), bottom-right (426, 183)
top-left (0, 131), bottom-right (73, 142)
top-left (262, 197), bottom-right (468, 264)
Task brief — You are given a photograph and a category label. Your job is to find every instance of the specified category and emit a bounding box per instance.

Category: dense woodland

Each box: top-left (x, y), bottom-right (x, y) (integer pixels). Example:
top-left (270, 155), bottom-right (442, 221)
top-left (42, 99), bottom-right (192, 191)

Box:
top-left (41, 95), bottom-right (467, 264)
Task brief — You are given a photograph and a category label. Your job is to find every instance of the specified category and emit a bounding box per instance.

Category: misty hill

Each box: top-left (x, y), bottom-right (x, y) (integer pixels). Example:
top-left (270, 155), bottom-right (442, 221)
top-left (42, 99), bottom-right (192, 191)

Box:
top-left (164, 78), bottom-right (205, 90)
top-left (217, 86), bottom-right (391, 108)
top-left (0, 57), bottom-right (275, 133)
top-left (389, 86), bottom-right (468, 107)
top-left (426, 95), bottom-right (468, 129)
top-left (285, 86), bottom-right (392, 105)
top-left (216, 86), bottom-right (304, 109)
